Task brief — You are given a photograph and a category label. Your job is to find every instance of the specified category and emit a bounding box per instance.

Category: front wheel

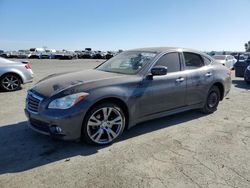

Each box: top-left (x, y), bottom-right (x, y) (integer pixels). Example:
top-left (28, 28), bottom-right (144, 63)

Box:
top-left (82, 103), bottom-right (126, 145)
top-left (201, 86), bottom-right (220, 114)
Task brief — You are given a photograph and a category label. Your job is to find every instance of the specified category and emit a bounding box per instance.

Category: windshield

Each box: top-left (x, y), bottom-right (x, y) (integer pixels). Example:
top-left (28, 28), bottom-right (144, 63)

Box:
top-left (213, 55), bottom-right (226, 60)
top-left (96, 51), bottom-right (157, 75)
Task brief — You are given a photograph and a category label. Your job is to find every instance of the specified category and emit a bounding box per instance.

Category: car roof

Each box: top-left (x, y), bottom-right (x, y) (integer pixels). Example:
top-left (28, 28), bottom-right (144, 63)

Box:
top-left (127, 47), bottom-right (203, 54)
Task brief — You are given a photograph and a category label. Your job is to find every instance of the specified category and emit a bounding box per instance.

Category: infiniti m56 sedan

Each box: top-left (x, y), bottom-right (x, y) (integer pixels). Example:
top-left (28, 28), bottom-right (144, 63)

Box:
top-left (25, 47), bottom-right (231, 145)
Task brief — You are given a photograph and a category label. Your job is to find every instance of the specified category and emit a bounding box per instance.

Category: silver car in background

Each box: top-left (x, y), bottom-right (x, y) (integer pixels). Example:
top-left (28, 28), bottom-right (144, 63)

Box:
top-left (0, 57), bottom-right (33, 91)
top-left (213, 55), bottom-right (237, 69)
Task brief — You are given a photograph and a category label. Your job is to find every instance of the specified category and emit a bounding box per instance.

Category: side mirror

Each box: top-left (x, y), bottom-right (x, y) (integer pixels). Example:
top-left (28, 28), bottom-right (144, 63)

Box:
top-left (151, 66), bottom-right (167, 76)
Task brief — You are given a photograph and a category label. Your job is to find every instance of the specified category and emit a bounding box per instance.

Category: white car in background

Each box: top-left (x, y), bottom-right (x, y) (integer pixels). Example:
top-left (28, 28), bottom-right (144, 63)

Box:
top-left (213, 55), bottom-right (237, 70)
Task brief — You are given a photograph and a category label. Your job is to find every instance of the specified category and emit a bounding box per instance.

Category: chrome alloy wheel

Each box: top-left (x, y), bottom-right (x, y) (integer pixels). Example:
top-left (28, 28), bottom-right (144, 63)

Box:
top-left (87, 107), bottom-right (125, 144)
top-left (1, 75), bottom-right (20, 91)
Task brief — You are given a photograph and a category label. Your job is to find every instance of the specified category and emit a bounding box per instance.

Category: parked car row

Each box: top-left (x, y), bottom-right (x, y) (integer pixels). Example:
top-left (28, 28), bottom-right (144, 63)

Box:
top-left (75, 50), bottom-right (117, 59)
top-left (208, 51), bottom-right (245, 57)
top-left (0, 48), bottom-right (120, 60)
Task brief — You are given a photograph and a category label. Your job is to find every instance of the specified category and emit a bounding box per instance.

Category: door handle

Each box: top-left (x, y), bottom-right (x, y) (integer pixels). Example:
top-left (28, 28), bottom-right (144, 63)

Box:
top-left (176, 77), bottom-right (185, 83)
top-left (205, 72), bottom-right (213, 77)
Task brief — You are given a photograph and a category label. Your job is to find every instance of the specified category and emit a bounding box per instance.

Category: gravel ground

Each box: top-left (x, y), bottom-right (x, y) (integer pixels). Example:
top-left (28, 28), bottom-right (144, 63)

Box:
top-left (0, 59), bottom-right (250, 188)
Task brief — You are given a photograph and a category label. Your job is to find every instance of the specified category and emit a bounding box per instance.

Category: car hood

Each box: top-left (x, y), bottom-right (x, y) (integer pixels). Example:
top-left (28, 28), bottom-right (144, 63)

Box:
top-left (32, 69), bottom-right (128, 97)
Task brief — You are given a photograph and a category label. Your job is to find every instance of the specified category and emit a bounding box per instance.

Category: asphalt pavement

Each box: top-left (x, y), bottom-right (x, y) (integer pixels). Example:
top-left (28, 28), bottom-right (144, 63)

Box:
top-left (0, 59), bottom-right (250, 188)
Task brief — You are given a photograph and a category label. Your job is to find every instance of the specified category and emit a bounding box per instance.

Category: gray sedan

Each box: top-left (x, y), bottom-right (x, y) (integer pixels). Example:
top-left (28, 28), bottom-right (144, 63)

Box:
top-left (0, 57), bottom-right (33, 91)
top-left (25, 47), bottom-right (231, 145)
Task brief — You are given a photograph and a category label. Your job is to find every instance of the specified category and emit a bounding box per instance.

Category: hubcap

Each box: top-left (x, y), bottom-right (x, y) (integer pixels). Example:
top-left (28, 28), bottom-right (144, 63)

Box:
top-left (87, 107), bottom-right (125, 144)
top-left (1, 75), bottom-right (19, 91)
top-left (207, 92), bottom-right (218, 108)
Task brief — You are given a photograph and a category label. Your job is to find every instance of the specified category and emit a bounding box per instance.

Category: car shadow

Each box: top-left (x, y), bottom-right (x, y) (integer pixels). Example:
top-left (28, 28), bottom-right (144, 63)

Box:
top-left (0, 87), bottom-right (23, 93)
top-left (232, 80), bottom-right (250, 90)
top-left (0, 110), bottom-right (205, 175)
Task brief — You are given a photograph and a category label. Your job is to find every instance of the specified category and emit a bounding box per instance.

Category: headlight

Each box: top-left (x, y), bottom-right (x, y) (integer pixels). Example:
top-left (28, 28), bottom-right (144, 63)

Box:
top-left (48, 92), bottom-right (89, 109)
top-left (247, 65), bottom-right (250, 71)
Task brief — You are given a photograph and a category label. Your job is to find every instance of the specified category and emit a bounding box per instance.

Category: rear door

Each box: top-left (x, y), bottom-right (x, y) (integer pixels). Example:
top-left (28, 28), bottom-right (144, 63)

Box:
top-left (182, 52), bottom-right (213, 105)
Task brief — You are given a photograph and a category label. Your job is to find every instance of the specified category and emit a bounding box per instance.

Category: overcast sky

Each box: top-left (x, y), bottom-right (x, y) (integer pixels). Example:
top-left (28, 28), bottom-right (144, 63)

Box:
top-left (0, 0), bottom-right (249, 51)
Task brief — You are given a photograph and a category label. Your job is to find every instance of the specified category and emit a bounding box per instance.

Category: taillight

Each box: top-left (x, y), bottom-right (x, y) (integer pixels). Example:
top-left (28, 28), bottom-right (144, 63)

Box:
top-left (25, 64), bottom-right (31, 69)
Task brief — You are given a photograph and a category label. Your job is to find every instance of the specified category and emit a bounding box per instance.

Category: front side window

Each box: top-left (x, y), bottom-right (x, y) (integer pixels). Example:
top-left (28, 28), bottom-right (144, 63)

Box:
top-left (154, 52), bottom-right (181, 73)
top-left (184, 52), bottom-right (204, 69)
top-left (96, 51), bottom-right (157, 75)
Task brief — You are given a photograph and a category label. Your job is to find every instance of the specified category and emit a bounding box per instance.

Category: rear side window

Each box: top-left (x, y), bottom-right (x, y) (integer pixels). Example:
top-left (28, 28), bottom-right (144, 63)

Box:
top-left (203, 56), bottom-right (211, 65)
top-left (183, 52), bottom-right (205, 69)
top-left (154, 52), bottom-right (181, 73)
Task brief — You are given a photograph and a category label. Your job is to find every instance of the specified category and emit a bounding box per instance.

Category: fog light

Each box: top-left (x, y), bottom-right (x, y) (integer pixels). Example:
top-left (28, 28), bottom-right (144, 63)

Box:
top-left (56, 127), bottom-right (62, 133)
top-left (50, 126), bottom-right (62, 134)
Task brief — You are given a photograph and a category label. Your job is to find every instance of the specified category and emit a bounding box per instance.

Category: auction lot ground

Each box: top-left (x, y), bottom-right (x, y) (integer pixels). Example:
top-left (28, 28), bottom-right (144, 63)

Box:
top-left (0, 59), bottom-right (250, 188)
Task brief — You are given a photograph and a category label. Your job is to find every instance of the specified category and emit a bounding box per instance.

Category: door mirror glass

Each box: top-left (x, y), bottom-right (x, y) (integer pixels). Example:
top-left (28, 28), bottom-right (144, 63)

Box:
top-left (151, 66), bottom-right (167, 76)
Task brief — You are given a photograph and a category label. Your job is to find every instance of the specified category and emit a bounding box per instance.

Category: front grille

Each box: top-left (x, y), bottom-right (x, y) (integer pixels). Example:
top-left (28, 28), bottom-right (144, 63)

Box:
top-left (26, 91), bottom-right (43, 113)
top-left (30, 118), bottom-right (50, 133)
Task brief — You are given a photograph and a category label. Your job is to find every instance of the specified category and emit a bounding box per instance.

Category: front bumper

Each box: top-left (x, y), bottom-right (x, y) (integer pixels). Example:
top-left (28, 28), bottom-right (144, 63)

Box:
top-left (25, 107), bottom-right (86, 140)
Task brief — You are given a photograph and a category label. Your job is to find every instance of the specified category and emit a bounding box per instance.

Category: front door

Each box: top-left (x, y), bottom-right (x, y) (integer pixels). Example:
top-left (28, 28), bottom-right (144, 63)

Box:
top-left (137, 52), bottom-right (187, 118)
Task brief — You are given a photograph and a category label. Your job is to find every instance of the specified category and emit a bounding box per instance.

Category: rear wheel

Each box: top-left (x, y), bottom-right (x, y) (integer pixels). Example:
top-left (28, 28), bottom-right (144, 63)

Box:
top-left (201, 86), bottom-right (220, 114)
top-left (0, 74), bottom-right (21, 91)
top-left (82, 103), bottom-right (126, 145)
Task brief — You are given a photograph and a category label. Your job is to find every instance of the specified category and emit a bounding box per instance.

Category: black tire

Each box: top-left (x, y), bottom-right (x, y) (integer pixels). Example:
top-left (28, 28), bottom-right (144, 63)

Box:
top-left (0, 74), bottom-right (21, 92)
top-left (82, 102), bottom-right (126, 145)
top-left (244, 77), bottom-right (250, 84)
top-left (201, 86), bottom-right (220, 114)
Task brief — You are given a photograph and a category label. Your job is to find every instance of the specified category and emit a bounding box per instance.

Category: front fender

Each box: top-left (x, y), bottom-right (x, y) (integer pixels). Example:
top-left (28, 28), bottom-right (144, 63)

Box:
top-left (83, 86), bottom-right (137, 127)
